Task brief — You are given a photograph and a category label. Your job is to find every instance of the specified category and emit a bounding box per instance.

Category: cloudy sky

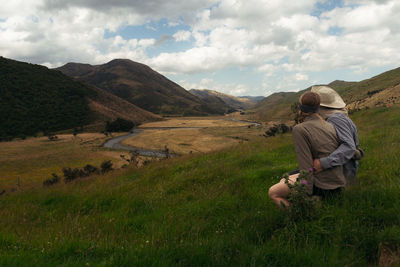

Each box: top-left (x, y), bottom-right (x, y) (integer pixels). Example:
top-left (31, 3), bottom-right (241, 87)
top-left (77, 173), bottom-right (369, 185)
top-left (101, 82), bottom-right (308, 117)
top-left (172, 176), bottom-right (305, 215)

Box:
top-left (1, 0), bottom-right (399, 96)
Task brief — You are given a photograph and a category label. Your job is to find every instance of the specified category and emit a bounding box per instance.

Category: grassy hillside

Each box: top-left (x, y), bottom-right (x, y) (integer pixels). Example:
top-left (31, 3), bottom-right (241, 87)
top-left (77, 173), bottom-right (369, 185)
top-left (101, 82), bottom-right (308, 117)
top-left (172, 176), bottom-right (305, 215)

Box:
top-left (0, 57), bottom-right (92, 140)
top-left (251, 91), bottom-right (299, 121)
top-left (252, 67), bottom-right (400, 121)
top-left (332, 67), bottom-right (400, 102)
top-left (188, 89), bottom-right (232, 114)
top-left (87, 85), bottom-right (161, 130)
top-left (0, 106), bottom-right (399, 265)
top-left (57, 59), bottom-right (223, 116)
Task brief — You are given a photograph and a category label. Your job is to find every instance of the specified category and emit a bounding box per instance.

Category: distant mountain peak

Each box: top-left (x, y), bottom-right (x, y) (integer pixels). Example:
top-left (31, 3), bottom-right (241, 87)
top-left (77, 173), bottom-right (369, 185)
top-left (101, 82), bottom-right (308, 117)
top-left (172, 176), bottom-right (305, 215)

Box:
top-left (189, 88), bottom-right (259, 111)
top-left (56, 59), bottom-right (223, 116)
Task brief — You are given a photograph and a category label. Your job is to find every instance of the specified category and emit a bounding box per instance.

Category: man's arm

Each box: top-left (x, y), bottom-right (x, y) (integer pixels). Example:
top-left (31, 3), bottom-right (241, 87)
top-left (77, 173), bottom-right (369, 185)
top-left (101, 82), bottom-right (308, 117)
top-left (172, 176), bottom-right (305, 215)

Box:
top-left (317, 115), bottom-right (357, 171)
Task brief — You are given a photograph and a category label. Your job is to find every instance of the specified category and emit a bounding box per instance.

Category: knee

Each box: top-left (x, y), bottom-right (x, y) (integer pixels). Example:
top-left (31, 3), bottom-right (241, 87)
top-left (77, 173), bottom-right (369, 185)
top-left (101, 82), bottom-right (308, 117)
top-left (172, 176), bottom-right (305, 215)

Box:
top-left (268, 185), bottom-right (276, 199)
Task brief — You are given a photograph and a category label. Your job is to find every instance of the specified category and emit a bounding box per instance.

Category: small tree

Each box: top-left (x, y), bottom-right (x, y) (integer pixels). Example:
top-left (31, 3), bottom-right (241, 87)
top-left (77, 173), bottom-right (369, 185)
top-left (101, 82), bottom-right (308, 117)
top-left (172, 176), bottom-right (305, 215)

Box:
top-left (100, 160), bottom-right (113, 173)
top-left (291, 102), bottom-right (300, 124)
top-left (105, 118), bottom-right (135, 132)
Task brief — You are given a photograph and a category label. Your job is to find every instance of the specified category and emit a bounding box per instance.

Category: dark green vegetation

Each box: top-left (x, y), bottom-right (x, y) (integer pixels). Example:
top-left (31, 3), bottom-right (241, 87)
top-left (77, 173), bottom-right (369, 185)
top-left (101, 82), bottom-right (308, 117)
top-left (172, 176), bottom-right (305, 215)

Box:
top-left (1, 107), bottom-right (399, 266)
top-left (105, 118), bottom-right (135, 132)
top-left (0, 57), bottom-right (92, 140)
top-left (62, 161), bottom-right (112, 184)
top-left (0, 57), bottom-right (161, 139)
top-left (57, 59), bottom-right (224, 116)
top-left (252, 67), bottom-right (400, 121)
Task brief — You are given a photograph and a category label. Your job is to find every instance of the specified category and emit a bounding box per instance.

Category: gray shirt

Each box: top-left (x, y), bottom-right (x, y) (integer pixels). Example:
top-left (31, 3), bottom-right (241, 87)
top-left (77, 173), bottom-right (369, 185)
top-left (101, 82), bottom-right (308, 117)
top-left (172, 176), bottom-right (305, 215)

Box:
top-left (319, 113), bottom-right (359, 185)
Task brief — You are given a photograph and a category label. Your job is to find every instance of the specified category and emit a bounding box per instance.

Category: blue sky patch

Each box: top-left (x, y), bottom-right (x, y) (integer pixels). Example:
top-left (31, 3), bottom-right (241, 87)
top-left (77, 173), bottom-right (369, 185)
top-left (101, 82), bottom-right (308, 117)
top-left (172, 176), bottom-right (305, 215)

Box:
top-left (104, 18), bottom-right (193, 56)
top-left (311, 0), bottom-right (343, 17)
top-left (328, 26), bottom-right (343, 36)
top-left (104, 18), bottom-right (190, 40)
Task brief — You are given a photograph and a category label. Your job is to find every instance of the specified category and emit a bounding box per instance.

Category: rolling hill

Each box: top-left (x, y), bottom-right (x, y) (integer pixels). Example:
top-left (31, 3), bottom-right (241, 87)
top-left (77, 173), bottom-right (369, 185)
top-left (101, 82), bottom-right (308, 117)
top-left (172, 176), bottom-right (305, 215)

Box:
top-left (188, 89), bottom-right (235, 114)
top-left (86, 85), bottom-right (161, 130)
top-left (252, 67), bottom-right (400, 121)
top-left (0, 57), bottom-right (160, 139)
top-left (56, 59), bottom-right (224, 116)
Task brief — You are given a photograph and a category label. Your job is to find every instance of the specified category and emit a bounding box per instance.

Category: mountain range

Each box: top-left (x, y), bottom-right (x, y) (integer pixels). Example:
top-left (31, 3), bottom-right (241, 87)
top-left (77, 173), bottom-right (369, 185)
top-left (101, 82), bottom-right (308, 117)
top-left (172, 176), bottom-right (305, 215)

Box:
top-left (56, 59), bottom-right (223, 116)
top-left (189, 89), bottom-right (261, 114)
top-left (1, 55), bottom-right (399, 139)
top-left (1, 57), bottom-right (257, 139)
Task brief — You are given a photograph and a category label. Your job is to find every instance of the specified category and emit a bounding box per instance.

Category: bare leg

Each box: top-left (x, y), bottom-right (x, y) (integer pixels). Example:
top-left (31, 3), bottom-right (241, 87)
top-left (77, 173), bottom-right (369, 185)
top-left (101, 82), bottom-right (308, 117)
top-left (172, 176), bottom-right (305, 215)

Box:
top-left (268, 174), bottom-right (299, 209)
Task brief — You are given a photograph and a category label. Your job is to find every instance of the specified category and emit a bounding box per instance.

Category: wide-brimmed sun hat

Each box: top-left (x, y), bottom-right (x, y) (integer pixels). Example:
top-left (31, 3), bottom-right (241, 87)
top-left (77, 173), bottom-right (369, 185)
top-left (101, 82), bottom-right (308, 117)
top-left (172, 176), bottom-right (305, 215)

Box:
top-left (310, 85), bottom-right (346, 109)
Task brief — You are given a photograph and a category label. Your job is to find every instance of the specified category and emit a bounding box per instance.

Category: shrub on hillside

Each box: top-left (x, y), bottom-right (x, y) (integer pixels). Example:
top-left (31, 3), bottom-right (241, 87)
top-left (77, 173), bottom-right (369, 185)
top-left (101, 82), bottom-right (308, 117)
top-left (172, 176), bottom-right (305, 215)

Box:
top-left (282, 170), bottom-right (319, 221)
top-left (62, 164), bottom-right (102, 183)
top-left (264, 124), bottom-right (292, 137)
top-left (100, 160), bottom-right (113, 173)
top-left (63, 167), bottom-right (81, 183)
top-left (83, 164), bottom-right (99, 175)
top-left (43, 173), bottom-right (60, 186)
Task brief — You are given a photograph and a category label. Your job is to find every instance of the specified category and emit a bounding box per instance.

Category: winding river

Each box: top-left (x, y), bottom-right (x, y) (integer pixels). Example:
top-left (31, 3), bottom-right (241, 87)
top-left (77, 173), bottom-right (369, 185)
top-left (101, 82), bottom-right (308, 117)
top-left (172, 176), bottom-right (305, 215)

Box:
top-left (103, 119), bottom-right (261, 158)
top-left (103, 129), bottom-right (172, 158)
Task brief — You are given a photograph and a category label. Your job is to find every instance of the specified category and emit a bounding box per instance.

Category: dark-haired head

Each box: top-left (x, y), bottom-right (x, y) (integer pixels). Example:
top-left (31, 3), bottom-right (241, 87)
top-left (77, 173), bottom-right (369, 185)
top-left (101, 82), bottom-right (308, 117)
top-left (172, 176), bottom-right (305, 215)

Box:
top-left (298, 92), bottom-right (322, 123)
top-left (300, 92), bottom-right (320, 111)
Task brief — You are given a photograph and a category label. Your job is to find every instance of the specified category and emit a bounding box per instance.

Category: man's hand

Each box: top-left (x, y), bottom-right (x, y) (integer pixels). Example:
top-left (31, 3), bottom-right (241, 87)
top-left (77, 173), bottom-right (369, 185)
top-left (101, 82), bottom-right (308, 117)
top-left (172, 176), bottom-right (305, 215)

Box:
top-left (313, 158), bottom-right (323, 174)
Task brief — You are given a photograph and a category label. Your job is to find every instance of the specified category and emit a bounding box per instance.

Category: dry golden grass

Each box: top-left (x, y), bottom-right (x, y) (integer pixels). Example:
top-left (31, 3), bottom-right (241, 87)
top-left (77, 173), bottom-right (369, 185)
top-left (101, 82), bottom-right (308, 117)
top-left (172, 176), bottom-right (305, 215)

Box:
top-left (0, 133), bottom-right (132, 190)
top-left (122, 128), bottom-right (242, 154)
top-left (139, 116), bottom-right (252, 128)
top-left (123, 115), bottom-right (267, 155)
top-left (122, 117), bottom-right (263, 155)
top-left (346, 84), bottom-right (400, 110)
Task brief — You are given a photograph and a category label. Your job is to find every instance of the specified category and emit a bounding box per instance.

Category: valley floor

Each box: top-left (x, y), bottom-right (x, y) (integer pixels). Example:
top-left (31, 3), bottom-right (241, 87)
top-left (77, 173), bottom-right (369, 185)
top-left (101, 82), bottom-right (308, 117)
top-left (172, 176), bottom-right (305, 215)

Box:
top-left (122, 116), bottom-right (265, 155)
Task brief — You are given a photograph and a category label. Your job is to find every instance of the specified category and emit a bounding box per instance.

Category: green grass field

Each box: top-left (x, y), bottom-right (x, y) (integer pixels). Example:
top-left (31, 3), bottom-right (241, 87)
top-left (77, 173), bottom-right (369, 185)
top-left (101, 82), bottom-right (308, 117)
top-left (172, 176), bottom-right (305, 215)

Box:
top-left (0, 107), bottom-right (399, 266)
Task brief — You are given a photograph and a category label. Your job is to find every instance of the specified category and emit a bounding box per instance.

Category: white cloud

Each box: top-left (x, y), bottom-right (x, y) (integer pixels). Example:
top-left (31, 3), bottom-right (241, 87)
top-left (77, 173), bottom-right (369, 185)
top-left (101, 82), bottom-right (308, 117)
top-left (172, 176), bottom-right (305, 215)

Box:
top-left (228, 84), bottom-right (250, 96)
top-left (1, 0), bottom-right (400, 94)
top-left (173, 30), bottom-right (191, 42)
top-left (295, 73), bottom-right (309, 81)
